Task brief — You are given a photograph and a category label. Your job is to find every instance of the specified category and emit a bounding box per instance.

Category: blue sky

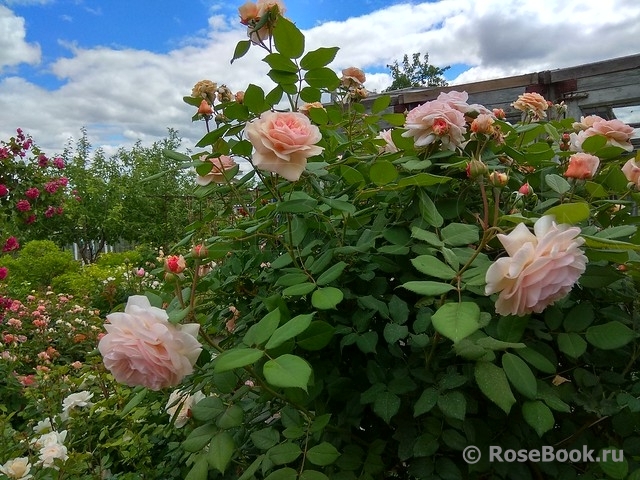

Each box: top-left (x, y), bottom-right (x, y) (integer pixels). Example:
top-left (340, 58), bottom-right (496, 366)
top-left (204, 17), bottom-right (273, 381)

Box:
top-left (2, 0), bottom-right (639, 155)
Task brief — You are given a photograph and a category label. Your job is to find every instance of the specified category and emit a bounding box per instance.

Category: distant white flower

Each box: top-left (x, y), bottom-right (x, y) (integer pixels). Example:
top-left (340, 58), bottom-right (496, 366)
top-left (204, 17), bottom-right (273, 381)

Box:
top-left (32, 430), bottom-right (67, 450)
top-left (33, 418), bottom-right (52, 434)
top-left (166, 390), bottom-right (206, 428)
top-left (62, 391), bottom-right (93, 412)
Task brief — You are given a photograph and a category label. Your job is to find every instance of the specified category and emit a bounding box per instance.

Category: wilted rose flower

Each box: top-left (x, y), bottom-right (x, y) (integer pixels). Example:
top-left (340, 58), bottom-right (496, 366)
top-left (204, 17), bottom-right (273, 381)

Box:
top-left (572, 118), bottom-right (635, 152)
top-left (376, 129), bottom-right (398, 153)
top-left (98, 296), bottom-right (202, 390)
top-left (298, 102), bottom-right (325, 117)
top-left (485, 215), bottom-right (587, 316)
top-left (166, 390), bottom-right (206, 428)
top-left (196, 155), bottom-right (237, 185)
top-left (165, 254), bottom-right (186, 273)
top-left (511, 92), bottom-right (548, 120)
top-left (235, 91), bottom-right (245, 103)
top-left (0, 457), bottom-right (32, 479)
top-left (564, 152), bottom-right (600, 179)
top-left (341, 67), bottom-right (366, 87)
top-left (245, 111), bottom-right (323, 181)
top-left (402, 99), bottom-right (467, 150)
top-left (622, 159), bottom-right (640, 188)
top-left (191, 80), bottom-right (217, 104)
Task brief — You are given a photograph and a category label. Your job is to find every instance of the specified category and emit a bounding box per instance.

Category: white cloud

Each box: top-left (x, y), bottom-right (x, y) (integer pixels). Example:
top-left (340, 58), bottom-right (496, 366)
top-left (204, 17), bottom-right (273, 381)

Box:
top-left (1, 0), bottom-right (639, 156)
top-left (0, 6), bottom-right (41, 72)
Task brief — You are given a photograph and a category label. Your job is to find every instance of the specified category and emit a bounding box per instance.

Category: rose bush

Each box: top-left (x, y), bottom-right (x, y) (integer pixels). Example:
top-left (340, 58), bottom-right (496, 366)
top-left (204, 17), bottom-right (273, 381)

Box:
top-left (86, 2), bottom-right (640, 479)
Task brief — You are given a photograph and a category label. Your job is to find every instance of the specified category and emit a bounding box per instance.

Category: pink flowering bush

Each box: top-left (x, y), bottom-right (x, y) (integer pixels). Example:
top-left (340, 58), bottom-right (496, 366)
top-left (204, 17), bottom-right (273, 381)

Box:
top-left (84, 2), bottom-right (640, 479)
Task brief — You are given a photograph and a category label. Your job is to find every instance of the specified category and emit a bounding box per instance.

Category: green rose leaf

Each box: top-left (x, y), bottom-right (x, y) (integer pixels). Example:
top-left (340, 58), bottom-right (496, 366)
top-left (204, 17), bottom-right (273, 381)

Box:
top-left (441, 223), bottom-right (479, 246)
top-left (273, 17), bottom-right (305, 58)
top-left (244, 309), bottom-right (282, 347)
top-left (306, 442), bottom-right (341, 466)
top-left (230, 39), bottom-right (251, 64)
top-left (437, 390), bottom-right (467, 421)
top-left (557, 332), bottom-right (587, 358)
top-left (263, 354), bottom-right (312, 390)
top-left (263, 53), bottom-right (298, 72)
top-left (316, 261), bottom-right (348, 285)
top-left (598, 448), bottom-right (628, 479)
top-left (299, 471), bottom-right (329, 480)
top-left (311, 286), bottom-right (344, 310)
top-left (410, 255), bottom-right (457, 279)
top-left (373, 391), bottom-right (401, 423)
top-left (216, 404), bottom-right (244, 430)
top-left (502, 352), bottom-right (537, 399)
top-left (475, 362), bottom-right (516, 414)
top-left (544, 202), bottom-right (590, 224)
top-left (191, 396), bottom-right (226, 422)
top-left (300, 46), bottom-right (339, 70)
top-left (370, 160), bottom-right (398, 186)
top-left (183, 424), bottom-right (218, 452)
top-left (184, 455), bottom-right (209, 480)
top-left (432, 302), bottom-right (481, 343)
top-left (207, 431), bottom-right (236, 473)
top-left (522, 400), bottom-right (555, 437)
top-left (265, 313), bottom-right (314, 349)
top-left (282, 282), bottom-right (317, 296)
top-left (545, 174), bottom-right (571, 194)
top-left (414, 387), bottom-right (438, 417)
top-left (214, 348), bottom-right (265, 373)
top-left (586, 321), bottom-right (637, 349)
top-left (371, 95), bottom-right (391, 114)
top-left (304, 67), bottom-right (341, 89)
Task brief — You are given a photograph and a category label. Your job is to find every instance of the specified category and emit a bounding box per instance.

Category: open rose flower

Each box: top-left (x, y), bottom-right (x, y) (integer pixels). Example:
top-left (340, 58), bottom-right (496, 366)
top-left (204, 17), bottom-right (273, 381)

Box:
top-left (622, 158), bottom-right (640, 188)
top-left (402, 99), bottom-right (467, 150)
top-left (485, 215), bottom-right (587, 316)
top-left (98, 296), bottom-right (202, 390)
top-left (564, 152), bottom-right (600, 179)
top-left (196, 155), bottom-right (237, 185)
top-left (245, 111), bottom-right (323, 181)
top-left (572, 118), bottom-right (635, 152)
top-left (0, 457), bottom-right (32, 479)
top-left (511, 92), bottom-right (548, 120)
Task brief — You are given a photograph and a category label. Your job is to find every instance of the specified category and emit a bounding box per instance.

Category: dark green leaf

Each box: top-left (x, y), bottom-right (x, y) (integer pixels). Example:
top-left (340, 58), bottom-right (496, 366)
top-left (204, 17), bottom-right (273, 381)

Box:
top-left (263, 354), bottom-right (312, 390)
top-left (273, 17), bottom-right (305, 58)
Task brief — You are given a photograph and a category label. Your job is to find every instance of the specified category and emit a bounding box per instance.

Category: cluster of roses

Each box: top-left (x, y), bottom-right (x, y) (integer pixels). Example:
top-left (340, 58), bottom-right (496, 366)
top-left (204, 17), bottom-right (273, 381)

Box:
top-left (1, 129), bottom-right (70, 283)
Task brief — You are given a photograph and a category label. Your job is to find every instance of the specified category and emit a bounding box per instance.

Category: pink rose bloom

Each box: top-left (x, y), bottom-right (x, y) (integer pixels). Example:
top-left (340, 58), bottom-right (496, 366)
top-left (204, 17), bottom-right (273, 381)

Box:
top-left (16, 200), bottom-right (31, 212)
top-left (245, 111), bottom-right (323, 181)
top-left (3, 236), bottom-right (19, 252)
top-left (0, 184), bottom-right (8, 196)
top-left (0, 267), bottom-right (7, 281)
top-left (511, 92), bottom-right (548, 120)
top-left (98, 296), bottom-right (202, 391)
top-left (196, 155), bottom-right (237, 185)
top-left (622, 158), bottom-right (640, 188)
top-left (564, 153), bottom-right (600, 180)
top-left (572, 115), bottom-right (603, 131)
top-left (575, 119), bottom-right (635, 152)
top-left (25, 187), bottom-right (40, 199)
top-left (438, 90), bottom-right (491, 117)
top-left (485, 215), bottom-right (587, 316)
top-left (402, 100), bottom-right (467, 150)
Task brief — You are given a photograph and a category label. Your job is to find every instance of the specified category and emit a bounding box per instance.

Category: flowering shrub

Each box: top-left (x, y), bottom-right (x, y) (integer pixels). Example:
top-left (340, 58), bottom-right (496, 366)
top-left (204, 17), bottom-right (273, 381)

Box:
top-left (89, 2), bottom-right (640, 479)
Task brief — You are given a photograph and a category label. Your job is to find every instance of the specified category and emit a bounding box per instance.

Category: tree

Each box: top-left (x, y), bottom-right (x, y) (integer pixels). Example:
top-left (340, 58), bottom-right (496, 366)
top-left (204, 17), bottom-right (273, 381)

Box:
top-left (383, 52), bottom-right (449, 92)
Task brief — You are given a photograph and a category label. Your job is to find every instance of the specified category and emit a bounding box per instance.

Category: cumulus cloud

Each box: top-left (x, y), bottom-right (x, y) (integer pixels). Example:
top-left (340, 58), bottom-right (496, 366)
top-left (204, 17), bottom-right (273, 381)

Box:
top-left (0, 6), bottom-right (41, 71)
top-left (1, 0), bottom-right (639, 155)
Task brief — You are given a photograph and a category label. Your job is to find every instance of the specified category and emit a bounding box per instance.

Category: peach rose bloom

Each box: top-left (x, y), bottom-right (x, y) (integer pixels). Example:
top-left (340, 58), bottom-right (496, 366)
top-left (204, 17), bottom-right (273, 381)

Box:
top-left (572, 115), bottom-right (603, 131)
top-left (485, 215), bottom-right (587, 316)
top-left (564, 153), bottom-right (600, 179)
top-left (98, 296), bottom-right (202, 391)
top-left (245, 111), bottom-right (323, 181)
top-left (341, 67), bottom-right (366, 87)
top-left (622, 158), bottom-right (640, 187)
top-left (470, 113), bottom-right (495, 135)
top-left (402, 99), bottom-right (467, 150)
top-left (196, 155), bottom-right (237, 185)
top-left (298, 102), bottom-right (325, 116)
top-left (511, 92), bottom-right (548, 119)
top-left (238, 1), bottom-right (259, 24)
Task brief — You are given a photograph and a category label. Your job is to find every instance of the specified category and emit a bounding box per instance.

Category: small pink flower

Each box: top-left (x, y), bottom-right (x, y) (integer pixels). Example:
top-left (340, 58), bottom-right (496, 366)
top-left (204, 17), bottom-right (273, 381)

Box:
top-left (3, 236), bottom-right (19, 252)
top-left (165, 255), bottom-right (186, 274)
top-left (25, 187), bottom-right (40, 199)
top-left (16, 200), bottom-right (31, 212)
top-left (518, 183), bottom-right (533, 196)
top-left (492, 108), bottom-right (506, 119)
top-left (485, 216), bottom-right (587, 316)
top-left (136, 268), bottom-right (145, 277)
top-left (71, 361), bottom-right (83, 369)
top-left (0, 184), bottom-right (9, 196)
top-left (53, 157), bottom-right (65, 169)
top-left (622, 158), bottom-right (640, 188)
top-left (45, 206), bottom-right (55, 218)
top-left (564, 153), bottom-right (600, 180)
top-left (38, 153), bottom-right (49, 167)
top-left (196, 155), bottom-right (237, 185)
top-left (0, 266), bottom-right (7, 281)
